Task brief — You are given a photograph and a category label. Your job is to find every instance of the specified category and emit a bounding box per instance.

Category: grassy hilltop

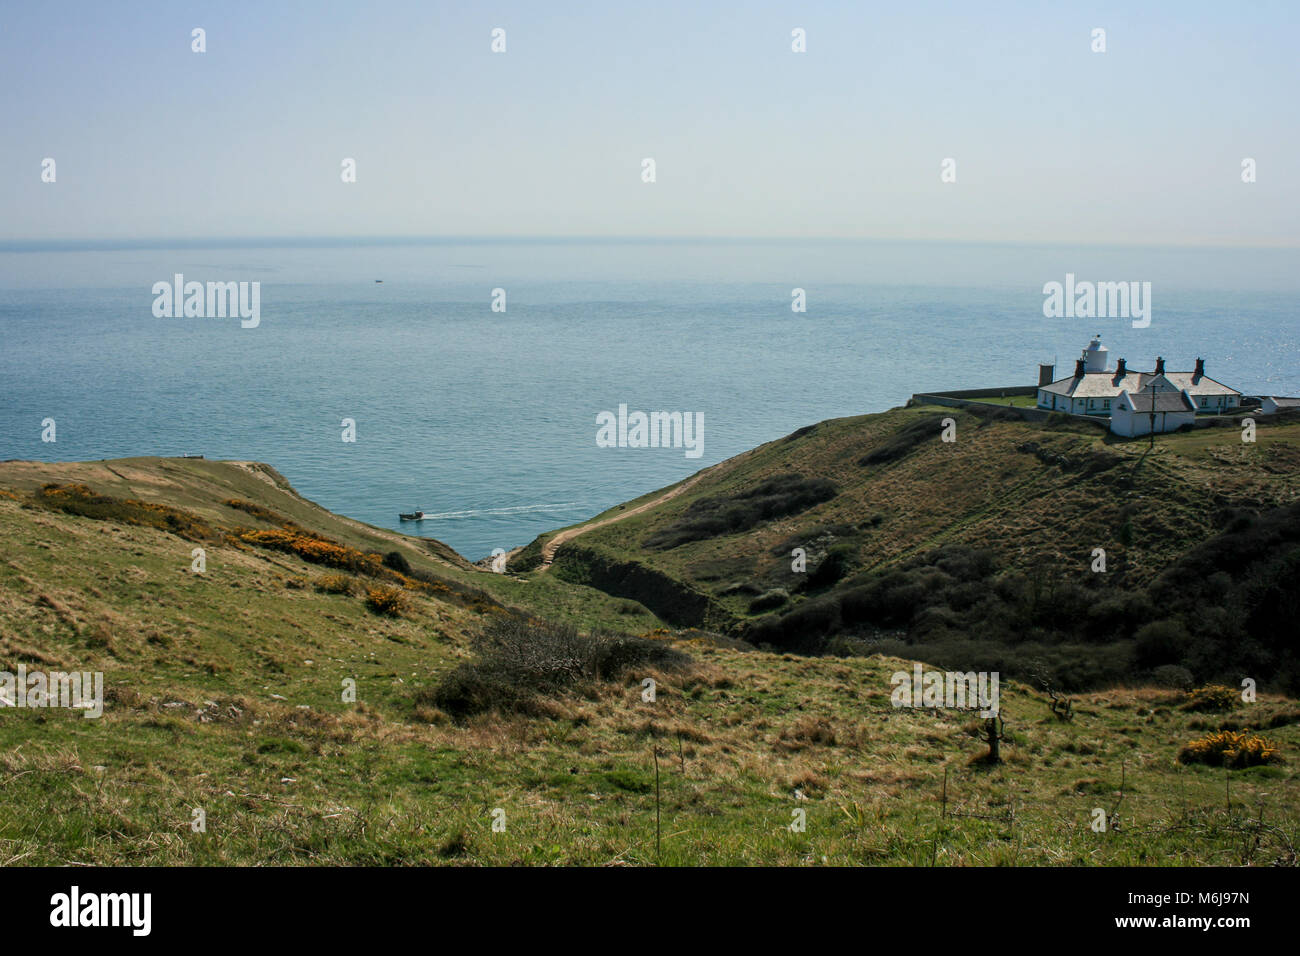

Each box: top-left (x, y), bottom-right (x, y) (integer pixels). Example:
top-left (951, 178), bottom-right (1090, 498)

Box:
top-left (1, 407), bottom-right (1298, 866)
top-left (519, 404), bottom-right (1300, 693)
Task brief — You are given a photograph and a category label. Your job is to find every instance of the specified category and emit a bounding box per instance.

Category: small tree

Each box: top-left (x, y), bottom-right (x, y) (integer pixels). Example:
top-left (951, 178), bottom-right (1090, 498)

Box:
top-left (975, 715), bottom-right (1011, 764)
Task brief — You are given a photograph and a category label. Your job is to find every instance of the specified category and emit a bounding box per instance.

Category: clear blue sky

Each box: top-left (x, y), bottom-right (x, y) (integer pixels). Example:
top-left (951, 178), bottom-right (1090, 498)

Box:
top-left (2, 0), bottom-right (1296, 244)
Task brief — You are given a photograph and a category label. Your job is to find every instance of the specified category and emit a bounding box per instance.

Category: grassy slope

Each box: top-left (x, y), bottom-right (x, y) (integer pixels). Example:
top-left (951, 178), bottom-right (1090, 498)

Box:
top-left (535, 405), bottom-right (1300, 625)
top-left (1, 454), bottom-right (1298, 865)
top-left (0, 456), bottom-right (662, 633)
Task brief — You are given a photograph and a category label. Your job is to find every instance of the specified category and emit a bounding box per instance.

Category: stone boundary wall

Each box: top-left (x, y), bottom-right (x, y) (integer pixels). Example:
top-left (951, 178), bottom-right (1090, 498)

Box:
top-left (908, 386), bottom-right (1106, 426)
top-left (910, 387), bottom-right (1275, 434)
top-left (914, 385), bottom-right (1039, 400)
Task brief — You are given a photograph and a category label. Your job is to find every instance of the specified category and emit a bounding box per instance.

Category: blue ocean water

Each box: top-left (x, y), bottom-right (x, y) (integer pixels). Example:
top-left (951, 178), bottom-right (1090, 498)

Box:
top-left (2, 239), bottom-right (1298, 560)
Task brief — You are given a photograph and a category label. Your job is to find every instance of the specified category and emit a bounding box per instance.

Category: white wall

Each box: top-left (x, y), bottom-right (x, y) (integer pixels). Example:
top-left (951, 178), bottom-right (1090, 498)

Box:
top-left (1110, 407), bottom-right (1196, 437)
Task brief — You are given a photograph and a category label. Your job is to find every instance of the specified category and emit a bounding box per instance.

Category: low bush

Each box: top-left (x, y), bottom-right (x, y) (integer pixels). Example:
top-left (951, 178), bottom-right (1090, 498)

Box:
top-left (803, 544), bottom-right (856, 590)
top-left (858, 415), bottom-right (947, 466)
top-left (314, 573), bottom-right (355, 595)
top-left (1181, 685), bottom-right (1240, 713)
top-left (1152, 664), bottom-right (1195, 690)
top-left (644, 473), bottom-right (837, 550)
top-left (717, 581), bottom-right (763, 597)
top-left (1177, 731), bottom-right (1280, 768)
top-left (1134, 619), bottom-right (1192, 669)
top-left (748, 588), bottom-right (790, 613)
top-left (365, 585), bottom-right (410, 617)
top-left (383, 551), bottom-right (412, 574)
top-left (239, 528), bottom-right (386, 576)
top-left (420, 618), bottom-right (690, 720)
top-left (36, 483), bottom-right (217, 541)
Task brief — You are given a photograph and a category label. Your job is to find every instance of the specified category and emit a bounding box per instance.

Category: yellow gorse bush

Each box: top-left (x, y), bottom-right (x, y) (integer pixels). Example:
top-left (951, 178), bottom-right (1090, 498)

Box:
top-left (365, 585), bottom-right (409, 617)
top-left (314, 573), bottom-right (354, 595)
top-left (1178, 730), bottom-right (1281, 768)
top-left (237, 528), bottom-right (386, 575)
top-left (1181, 685), bottom-right (1240, 713)
top-left (35, 483), bottom-right (217, 540)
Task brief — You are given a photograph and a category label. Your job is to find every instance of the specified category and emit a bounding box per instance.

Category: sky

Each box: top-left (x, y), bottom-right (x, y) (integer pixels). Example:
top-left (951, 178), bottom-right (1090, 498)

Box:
top-left (1, 0), bottom-right (1297, 244)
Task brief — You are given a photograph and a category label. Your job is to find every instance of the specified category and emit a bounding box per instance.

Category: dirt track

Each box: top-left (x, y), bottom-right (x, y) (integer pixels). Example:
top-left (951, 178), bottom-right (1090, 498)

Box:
top-left (537, 472), bottom-right (706, 571)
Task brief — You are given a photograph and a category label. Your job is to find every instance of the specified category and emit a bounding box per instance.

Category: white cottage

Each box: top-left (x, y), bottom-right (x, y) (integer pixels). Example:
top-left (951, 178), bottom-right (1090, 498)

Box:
top-left (1036, 337), bottom-right (1241, 417)
top-left (1260, 396), bottom-right (1300, 415)
top-left (1110, 386), bottom-right (1198, 437)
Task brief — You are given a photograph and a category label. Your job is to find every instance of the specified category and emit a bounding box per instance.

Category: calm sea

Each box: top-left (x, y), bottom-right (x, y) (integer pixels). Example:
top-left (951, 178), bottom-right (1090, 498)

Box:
top-left (2, 239), bottom-right (1297, 560)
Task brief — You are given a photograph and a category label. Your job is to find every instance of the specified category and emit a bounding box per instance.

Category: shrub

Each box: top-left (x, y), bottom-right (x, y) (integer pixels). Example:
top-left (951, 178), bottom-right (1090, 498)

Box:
top-left (743, 594), bottom-right (842, 653)
top-left (1181, 684), bottom-right (1240, 713)
top-left (858, 415), bottom-right (946, 466)
top-left (643, 473), bottom-right (837, 550)
top-left (365, 585), bottom-right (410, 617)
top-left (717, 581), bottom-right (763, 597)
top-left (223, 499), bottom-right (288, 525)
top-left (923, 546), bottom-right (996, 582)
top-left (35, 483), bottom-right (216, 541)
top-left (239, 528), bottom-right (387, 577)
top-left (1134, 619), bottom-right (1191, 669)
top-left (1152, 664), bottom-right (1195, 690)
top-left (383, 550), bottom-right (412, 574)
top-left (314, 573), bottom-right (355, 595)
top-left (1177, 731), bottom-right (1281, 768)
top-left (748, 588), bottom-right (790, 613)
top-left (421, 618), bottom-right (690, 720)
top-left (804, 544), bottom-right (855, 590)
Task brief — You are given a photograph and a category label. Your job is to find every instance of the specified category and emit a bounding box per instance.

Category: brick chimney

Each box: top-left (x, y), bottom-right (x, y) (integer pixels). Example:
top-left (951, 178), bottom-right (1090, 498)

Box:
top-left (1194, 357), bottom-right (1205, 381)
top-left (1112, 357), bottom-right (1127, 385)
top-left (1074, 358), bottom-right (1085, 378)
top-left (1154, 356), bottom-right (1165, 375)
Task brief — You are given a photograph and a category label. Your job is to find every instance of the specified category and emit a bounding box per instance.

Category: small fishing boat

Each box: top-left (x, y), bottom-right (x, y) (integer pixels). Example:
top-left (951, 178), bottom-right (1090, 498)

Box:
top-left (398, 510), bottom-right (425, 521)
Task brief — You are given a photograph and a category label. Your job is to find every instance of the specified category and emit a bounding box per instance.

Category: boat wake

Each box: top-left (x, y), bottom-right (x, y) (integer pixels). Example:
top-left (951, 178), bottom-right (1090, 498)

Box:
top-left (416, 501), bottom-right (581, 521)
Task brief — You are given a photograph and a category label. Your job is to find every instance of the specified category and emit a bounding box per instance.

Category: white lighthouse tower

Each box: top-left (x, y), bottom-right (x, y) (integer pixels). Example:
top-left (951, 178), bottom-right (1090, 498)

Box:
top-left (1082, 334), bottom-right (1109, 373)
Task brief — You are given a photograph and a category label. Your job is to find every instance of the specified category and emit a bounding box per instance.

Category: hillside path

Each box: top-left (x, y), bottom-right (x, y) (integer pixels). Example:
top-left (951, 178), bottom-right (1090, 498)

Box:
top-left (537, 473), bottom-right (706, 571)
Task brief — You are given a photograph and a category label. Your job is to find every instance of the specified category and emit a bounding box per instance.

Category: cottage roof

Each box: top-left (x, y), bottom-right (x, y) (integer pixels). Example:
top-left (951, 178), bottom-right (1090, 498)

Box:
top-left (1117, 388), bottom-right (1198, 413)
top-left (1040, 371), bottom-right (1154, 399)
top-left (1159, 372), bottom-right (1240, 396)
top-left (1041, 368), bottom-right (1240, 399)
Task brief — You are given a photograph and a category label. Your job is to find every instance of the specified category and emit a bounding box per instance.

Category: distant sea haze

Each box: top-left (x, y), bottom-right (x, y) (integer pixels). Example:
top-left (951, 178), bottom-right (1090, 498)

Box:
top-left (2, 239), bottom-right (1297, 560)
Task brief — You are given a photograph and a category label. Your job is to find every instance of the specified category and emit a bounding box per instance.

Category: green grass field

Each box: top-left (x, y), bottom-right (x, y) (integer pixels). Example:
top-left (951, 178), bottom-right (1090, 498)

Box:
top-left (2, 410), bottom-right (1298, 866)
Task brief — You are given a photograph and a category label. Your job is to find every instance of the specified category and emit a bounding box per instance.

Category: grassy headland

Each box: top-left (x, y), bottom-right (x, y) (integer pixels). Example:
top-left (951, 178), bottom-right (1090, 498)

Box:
top-left (1, 405), bottom-right (1297, 865)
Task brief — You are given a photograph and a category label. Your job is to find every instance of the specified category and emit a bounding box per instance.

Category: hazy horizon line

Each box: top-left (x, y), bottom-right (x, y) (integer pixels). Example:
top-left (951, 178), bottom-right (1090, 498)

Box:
top-left (4, 234), bottom-right (1300, 254)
